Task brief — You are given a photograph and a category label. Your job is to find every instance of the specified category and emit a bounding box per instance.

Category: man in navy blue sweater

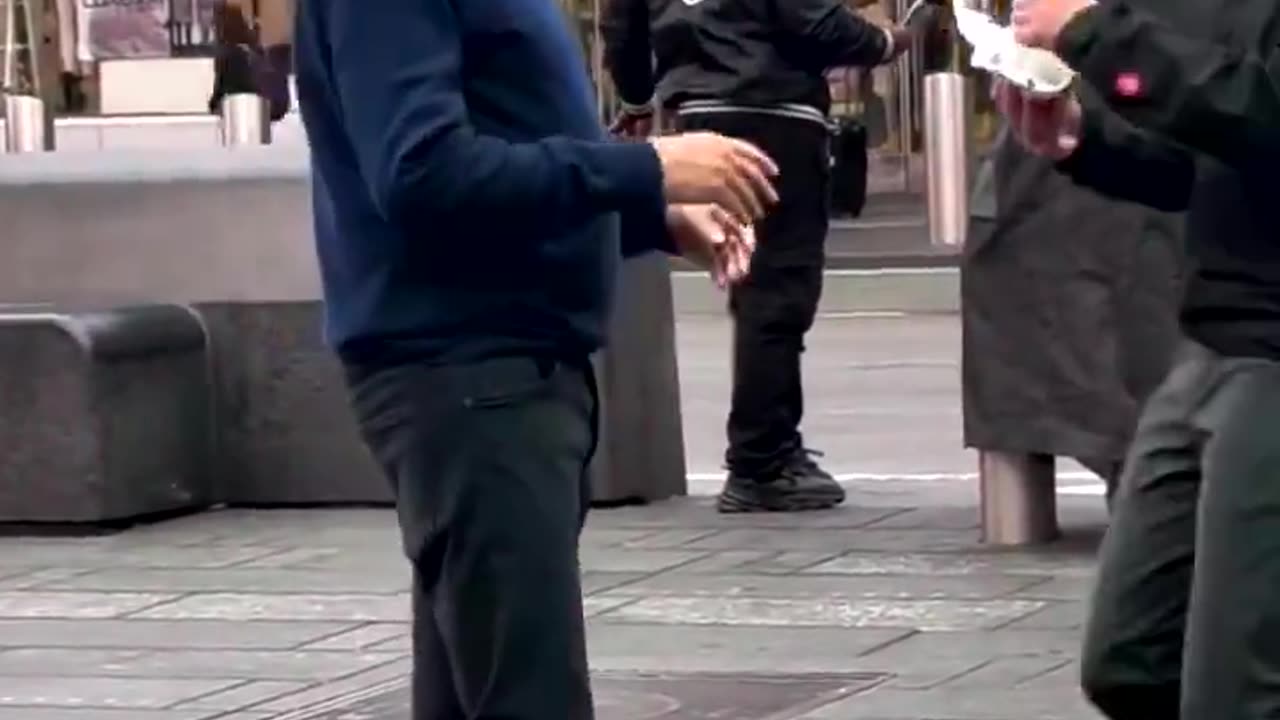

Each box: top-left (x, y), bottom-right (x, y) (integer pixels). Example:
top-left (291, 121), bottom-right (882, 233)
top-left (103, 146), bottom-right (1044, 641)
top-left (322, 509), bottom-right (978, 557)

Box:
top-left (293, 1), bottom-right (779, 718)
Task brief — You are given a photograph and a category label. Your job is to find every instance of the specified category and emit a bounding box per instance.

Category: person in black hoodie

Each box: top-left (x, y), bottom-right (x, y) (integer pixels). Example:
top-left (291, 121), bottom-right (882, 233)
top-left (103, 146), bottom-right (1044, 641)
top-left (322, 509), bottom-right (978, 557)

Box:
top-left (208, 1), bottom-right (289, 121)
top-left (995, 0), bottom-right (1280, 716)
top-left (602, 0), bottom-right (921, 514)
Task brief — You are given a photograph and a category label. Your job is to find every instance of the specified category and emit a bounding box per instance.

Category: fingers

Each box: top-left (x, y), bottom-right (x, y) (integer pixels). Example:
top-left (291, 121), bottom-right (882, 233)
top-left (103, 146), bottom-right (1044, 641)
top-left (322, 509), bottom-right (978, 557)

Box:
top-left (728, 138), bottom-right (779, 177)
top-left (723, 142), bottom-right (778, 224)
top-left (714, 183), bottom-right (755, 227)
top-left (725, 170), bottom-right (767, 224)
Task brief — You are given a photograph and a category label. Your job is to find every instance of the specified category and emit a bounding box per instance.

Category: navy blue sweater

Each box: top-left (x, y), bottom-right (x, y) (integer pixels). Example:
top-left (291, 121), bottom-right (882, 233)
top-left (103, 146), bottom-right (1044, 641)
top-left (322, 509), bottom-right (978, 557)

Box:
top-left (294, 0), bottom-right (673, 365)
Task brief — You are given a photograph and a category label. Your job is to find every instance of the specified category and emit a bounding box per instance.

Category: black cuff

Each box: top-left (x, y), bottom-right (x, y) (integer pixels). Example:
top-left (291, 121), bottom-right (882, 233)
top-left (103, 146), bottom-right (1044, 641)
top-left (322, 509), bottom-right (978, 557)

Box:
top-left (1054, 3), bottom-right (1105, 66)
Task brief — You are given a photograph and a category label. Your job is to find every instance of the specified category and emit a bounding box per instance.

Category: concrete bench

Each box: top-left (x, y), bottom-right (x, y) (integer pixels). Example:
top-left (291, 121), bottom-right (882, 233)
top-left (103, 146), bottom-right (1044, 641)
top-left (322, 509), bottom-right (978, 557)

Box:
top-left (0, 304), bottom-right (213, 528)
top-left (0, 146), bottom-right (687, 509)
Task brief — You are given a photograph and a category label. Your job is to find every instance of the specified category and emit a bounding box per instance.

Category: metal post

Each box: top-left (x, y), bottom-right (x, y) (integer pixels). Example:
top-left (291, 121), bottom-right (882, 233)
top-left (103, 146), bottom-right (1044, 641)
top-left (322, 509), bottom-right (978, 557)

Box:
top-left (218, 93), bottom-right (271, 146)
top-left (923, 72), bottom-right (971, 248)
top-left (979, 450), bottom-right (1060, 545)
top-left (2, 93), bottom-right (52, 152)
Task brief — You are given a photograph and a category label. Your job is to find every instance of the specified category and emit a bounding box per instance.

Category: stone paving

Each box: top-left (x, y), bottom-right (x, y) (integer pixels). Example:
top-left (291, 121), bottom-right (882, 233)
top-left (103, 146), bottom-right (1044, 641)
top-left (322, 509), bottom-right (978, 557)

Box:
top-left (0, 315), bottom-right (1109, 719)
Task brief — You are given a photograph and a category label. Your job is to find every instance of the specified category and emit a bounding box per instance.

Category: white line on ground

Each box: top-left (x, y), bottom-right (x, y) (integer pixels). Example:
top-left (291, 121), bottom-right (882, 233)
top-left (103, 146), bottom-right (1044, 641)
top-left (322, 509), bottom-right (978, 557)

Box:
top-left (673, 267), bottom-right (958, 278)
top-left (686, 471), bottom-right (1100, 482)
top-left (815, 311), bottom-right (908, 319)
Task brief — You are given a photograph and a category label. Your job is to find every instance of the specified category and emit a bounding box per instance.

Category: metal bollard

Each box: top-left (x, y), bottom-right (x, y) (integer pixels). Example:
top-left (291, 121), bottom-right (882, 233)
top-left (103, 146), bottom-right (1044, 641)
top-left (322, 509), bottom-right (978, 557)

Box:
top-left (923, 72), bottom-right (971, 248)
top-left (218, 93), bottom-right (271, 146)
top-left (2, 94), bottom-right (53, 153)
top-left (979, 450), bottom-right (1060, 545)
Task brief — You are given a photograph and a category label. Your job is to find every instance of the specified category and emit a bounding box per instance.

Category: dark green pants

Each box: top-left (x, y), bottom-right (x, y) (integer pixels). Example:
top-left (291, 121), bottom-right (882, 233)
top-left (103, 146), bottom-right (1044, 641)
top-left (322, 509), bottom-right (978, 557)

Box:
top-left (1081, 340), bottom-right (1280, 719)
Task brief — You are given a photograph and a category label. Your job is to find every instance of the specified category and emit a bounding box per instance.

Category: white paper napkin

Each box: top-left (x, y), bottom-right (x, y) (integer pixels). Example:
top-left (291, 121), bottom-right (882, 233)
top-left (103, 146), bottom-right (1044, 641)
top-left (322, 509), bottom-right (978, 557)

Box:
top-left (953, 6), bottom-right (1075, 95)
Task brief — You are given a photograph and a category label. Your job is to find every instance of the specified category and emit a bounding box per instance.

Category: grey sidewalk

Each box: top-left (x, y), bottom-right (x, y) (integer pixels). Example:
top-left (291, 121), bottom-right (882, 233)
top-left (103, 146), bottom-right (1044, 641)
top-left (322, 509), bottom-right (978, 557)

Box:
top-left (0, 316), bottom-right (1107, 720)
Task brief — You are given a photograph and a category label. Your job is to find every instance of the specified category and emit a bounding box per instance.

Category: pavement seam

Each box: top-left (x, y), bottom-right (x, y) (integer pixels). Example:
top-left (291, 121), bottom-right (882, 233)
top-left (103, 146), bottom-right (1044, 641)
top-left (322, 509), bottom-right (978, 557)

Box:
top-left (989, 598), bottom-right (1067, 631)
top-left (289, 620), bottom-right (384, 651)
top-left (853, 628), bottom-right (921, 658)
top-left (116, 591), bottom-right (199, 619)
top-left (583, 547), bottom-right (722, 596)
top-left (164, 677), bottom-right (257, 711)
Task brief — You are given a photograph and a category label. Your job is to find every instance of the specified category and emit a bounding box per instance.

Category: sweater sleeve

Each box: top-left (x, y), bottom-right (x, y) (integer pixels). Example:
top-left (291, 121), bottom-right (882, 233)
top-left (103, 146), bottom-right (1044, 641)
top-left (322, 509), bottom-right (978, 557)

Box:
top-left (325, 0), bottom-right (667, 237)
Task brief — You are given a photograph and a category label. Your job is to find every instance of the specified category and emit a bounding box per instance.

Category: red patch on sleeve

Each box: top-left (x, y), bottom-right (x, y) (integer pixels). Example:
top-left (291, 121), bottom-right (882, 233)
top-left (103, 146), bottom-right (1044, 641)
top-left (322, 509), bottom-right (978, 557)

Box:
top-left (1114, 72), bottom-right (1143, 98)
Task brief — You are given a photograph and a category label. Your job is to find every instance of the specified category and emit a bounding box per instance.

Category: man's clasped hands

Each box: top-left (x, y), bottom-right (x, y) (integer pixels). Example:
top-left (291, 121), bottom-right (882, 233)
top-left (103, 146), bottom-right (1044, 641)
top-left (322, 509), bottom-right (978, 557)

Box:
top-left (644, 132), bottom-right (776, 289)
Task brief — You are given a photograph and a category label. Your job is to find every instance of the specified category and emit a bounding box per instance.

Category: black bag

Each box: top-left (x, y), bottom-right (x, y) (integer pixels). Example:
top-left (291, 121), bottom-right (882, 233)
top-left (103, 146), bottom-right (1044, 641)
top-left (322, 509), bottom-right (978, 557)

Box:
top-left (830, 117), bottom-right (869, 218)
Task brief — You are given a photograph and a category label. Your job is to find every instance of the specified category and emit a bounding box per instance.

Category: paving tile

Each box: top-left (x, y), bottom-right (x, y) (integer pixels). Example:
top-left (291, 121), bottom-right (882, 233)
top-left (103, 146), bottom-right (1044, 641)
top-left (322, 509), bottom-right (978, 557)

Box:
top-left (798, 683), bottom-right (1098, 719)
top-left (591, 500), bottom-right (903, 530)
top-left (132, 593), bottom-right (410, 622)
top-left (582, 572), bottom-right (647, 595)
top-left (0, 648), bottom-right (402, 681)
top-left (803, 551), bottom-right (1096, 578)
top-left (618, 529), bottom-right (723, 549)
top-left (0, 569), bottom-right (92, 590)
top-left (662, 550), bottom-right (841, 575)
top-left (863, 506), bottom-right (982, 530)
top-left (581, 529), bottom-right (663, 547)
top-left (938, 656), bottom-right (1075, 689)
top-left (0, 676), bottom-right (241, 709)
top-left (34, 567), bottom-right (411, 594)
top-left (1013, 575), bottom-right (1098, 600)
top-left (0, 619), bottom-right (358, 650)
top-left (253, 658), bottom-right (412, 713)
top-left (606, 572), bottom-right (1042, 600)
top-left (587, 623), bottom-right (913, 675)
top-left (683, 528), bottom-right (984, 553)
top-left (858, 629), bottom-right (1080, 667)
top-left (297, 623), bottom-right (409, 651)
top-left (0, 592), bottom-right (178, 619)
top-left (1000, 600), bottom-right (1089, 631)
top-left (0, 711), bottom-right (213, 720)
top-left (0, 545), bottom-right (279, 570)
top-left (578, 547), bottom-right (707, 574)
top-left (599, 596), bottom-right (1044, 630)
top-left (172, 680), bottom-right (312, 711)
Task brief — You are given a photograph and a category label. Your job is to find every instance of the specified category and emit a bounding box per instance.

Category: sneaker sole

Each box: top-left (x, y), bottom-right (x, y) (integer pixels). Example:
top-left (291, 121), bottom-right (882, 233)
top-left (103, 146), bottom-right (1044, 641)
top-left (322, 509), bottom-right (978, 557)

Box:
top-left (716, 490), bottom-right (845, 514)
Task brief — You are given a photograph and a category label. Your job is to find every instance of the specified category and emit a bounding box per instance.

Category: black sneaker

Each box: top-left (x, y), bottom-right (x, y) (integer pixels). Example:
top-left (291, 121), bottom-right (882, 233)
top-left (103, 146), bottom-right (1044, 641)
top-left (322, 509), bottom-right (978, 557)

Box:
top-left (717, 449), bottom-right (845, 513)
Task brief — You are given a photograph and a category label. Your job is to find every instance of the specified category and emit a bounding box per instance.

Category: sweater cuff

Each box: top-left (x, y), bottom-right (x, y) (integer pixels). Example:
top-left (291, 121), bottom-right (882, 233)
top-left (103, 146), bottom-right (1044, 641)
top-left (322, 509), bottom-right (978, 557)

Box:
top-left (600, 141), bottom-right (674, 255)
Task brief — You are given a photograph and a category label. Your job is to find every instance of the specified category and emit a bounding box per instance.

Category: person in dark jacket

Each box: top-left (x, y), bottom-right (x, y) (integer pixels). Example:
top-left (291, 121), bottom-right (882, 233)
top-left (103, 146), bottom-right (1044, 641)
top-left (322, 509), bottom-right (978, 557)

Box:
top-left (208, 1), bottom-right (290, 121)
top-left (996, 0), bottom-right (1280, 715)
top-left (293, 1), bottom-right (778, 718)
top-left (208, 3), bottom-right (258, 114)
top-left (602, 0), bottom-right (919, 513)
top-left (963, 113), bottom-right (1183, 504)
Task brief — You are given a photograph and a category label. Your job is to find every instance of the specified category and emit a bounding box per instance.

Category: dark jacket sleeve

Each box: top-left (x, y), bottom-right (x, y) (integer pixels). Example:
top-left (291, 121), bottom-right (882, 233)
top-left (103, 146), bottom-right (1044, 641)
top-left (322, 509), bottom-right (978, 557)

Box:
top-left (1057, 1), bottom-right (1280, 169)
top-left (774, 0), bottom-right (892, 69)
top-left (1055, 86), bottom-right (1196, 212)
top-left (601, 0), bottom-right (656, 108)
top-left (324, 0), bottom-right (667, 238)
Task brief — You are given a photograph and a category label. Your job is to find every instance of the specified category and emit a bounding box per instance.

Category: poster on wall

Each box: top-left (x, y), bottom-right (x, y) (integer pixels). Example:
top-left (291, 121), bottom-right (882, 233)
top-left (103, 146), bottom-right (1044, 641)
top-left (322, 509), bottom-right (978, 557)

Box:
top-left (75, 0), bottom-right (172, 62)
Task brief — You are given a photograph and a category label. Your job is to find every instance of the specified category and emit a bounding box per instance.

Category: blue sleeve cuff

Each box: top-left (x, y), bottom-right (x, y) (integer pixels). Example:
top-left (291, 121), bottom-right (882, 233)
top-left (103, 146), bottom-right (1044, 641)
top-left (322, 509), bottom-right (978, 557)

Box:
top-left (603, 141), bottom-right (675, 257)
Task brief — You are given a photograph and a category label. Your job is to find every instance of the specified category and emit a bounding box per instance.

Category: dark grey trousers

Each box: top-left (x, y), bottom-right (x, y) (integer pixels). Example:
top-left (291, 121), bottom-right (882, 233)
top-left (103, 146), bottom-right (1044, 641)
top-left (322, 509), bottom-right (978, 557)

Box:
top-left (346, 356), bottom-right (598, 720)
top-left (1081, 339), bottom-right (1280, 719)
